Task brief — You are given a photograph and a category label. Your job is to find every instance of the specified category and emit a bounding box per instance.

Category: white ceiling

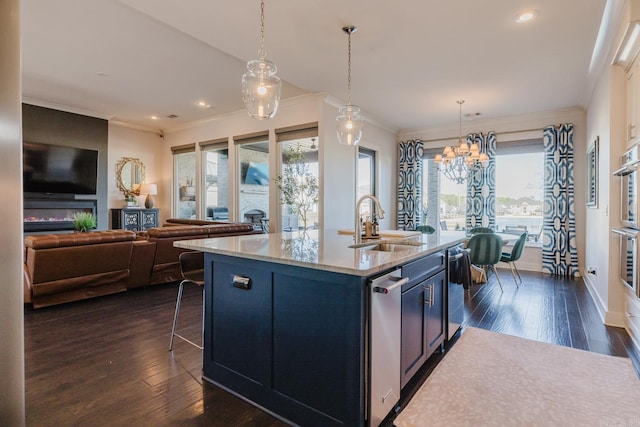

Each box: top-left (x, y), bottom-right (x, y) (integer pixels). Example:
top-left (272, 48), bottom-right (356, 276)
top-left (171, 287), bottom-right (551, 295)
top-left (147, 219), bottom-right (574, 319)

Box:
top-left (21, 0), bottom-right (609, 133)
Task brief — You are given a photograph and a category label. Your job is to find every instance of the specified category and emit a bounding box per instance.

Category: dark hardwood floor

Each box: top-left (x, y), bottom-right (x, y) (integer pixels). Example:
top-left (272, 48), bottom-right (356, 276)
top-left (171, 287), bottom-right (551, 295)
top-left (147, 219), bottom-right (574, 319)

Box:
top-left (24, 271), bottom-right (640, 426)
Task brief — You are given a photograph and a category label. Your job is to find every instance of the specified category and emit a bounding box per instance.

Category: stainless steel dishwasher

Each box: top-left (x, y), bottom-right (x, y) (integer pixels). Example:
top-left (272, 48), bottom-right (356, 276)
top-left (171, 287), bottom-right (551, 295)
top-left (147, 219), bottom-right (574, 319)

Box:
top-left (369, 268), bottom-right (408, 426)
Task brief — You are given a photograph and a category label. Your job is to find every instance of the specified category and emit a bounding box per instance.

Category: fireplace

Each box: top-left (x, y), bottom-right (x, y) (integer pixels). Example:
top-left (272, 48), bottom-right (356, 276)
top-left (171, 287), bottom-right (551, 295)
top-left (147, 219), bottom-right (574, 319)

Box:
top-left (24, 199), bottom-right (97, 233)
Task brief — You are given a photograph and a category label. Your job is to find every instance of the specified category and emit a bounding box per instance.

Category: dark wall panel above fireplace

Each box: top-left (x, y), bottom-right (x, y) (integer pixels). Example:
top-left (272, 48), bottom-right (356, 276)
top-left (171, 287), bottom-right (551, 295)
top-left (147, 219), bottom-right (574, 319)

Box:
top-left (22, 104), bottom-right (108, 230)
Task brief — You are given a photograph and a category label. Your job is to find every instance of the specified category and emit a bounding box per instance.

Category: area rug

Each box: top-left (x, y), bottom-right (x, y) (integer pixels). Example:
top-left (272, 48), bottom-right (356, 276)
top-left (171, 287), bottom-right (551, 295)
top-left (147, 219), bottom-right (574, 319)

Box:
top-left (394, 327), bottom-right (640, 427)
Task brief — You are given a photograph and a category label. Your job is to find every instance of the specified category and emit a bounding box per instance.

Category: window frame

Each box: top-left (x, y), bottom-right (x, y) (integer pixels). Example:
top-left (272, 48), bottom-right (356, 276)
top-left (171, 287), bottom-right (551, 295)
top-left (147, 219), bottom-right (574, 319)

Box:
top-left (275, 124), bottom-right (319, 232)
top-left (199, 138), bottom-right (229, 221)
top-left (171, 144), bottom-right (197, 219)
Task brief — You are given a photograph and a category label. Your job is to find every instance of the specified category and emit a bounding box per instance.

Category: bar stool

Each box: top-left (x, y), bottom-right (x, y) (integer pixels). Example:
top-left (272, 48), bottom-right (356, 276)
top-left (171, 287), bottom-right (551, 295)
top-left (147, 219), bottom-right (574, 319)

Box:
top-left (169, 251), bottom-right (205, 351)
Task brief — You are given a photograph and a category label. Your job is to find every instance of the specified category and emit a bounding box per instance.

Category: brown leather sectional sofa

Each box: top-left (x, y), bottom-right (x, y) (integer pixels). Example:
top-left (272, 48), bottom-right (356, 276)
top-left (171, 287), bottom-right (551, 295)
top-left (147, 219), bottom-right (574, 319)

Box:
top-left (24, 220), bottom-right (261, 308)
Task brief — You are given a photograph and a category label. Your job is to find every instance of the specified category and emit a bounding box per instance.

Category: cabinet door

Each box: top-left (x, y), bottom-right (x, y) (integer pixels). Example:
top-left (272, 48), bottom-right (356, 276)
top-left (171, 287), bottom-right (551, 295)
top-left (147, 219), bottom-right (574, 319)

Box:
top-left (209, 260), bottom-right (272, 394)
top-left (628, 61), bottom-right (638, 143)
top-left (400, 270), bottom-right (446, 388)
top-left (122, 210), bottom-right (140, 231)
top-left (425, 270), bottom-right (446, 356)
top-left (401, 281), bottom-right (428, 388)
top-left (141, 209), bottom-right (158, 229)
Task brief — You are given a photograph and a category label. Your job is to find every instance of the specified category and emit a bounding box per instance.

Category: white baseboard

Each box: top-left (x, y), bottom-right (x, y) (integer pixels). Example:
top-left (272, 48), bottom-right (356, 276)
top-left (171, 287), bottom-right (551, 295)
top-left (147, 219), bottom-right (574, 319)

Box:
top-left (582, 273), bottom-right (607, 323)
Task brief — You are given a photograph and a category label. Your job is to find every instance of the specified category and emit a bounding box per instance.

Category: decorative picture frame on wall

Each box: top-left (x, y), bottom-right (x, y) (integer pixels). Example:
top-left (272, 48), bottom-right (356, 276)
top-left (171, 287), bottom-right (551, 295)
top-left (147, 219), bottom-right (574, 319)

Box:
top-left (586, 136), bottom-right (598, 208)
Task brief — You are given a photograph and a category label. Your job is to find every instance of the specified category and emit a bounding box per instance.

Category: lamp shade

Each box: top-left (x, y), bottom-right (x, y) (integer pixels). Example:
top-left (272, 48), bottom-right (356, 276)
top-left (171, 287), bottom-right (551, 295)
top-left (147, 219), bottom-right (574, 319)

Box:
top-left (139, 183), bottom-right (157, 195)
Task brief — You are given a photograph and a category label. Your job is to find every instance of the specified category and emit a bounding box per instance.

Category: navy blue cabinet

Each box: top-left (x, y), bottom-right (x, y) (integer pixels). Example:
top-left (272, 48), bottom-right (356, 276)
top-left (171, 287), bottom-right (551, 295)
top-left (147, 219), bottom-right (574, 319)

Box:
top-left (204, 254), bottom-right (367, 426)
top-left (203, 248), bottom-right (449, 425)
top-left (400, 254), bottom-right (446, 388)
top-left (207, 259), bottom-right (272, 401)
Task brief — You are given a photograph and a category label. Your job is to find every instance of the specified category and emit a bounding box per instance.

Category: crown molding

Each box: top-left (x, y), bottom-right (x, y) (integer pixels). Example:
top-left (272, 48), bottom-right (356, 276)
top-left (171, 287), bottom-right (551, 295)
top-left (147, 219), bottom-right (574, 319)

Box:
top-left (21, 97), bottom-right (114, 121)
top-left (399, 106), bottom-right (586, 142)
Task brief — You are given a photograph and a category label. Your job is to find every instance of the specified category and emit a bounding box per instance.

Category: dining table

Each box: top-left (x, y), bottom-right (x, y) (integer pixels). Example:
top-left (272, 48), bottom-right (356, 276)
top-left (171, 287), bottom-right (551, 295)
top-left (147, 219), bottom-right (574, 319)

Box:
top-left (440, 230), bottom-right (519, 246)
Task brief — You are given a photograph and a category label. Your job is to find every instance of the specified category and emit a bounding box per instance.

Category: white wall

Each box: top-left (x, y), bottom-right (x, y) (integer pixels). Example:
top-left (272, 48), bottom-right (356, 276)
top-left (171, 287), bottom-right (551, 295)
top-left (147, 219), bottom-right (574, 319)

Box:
top-left (108, 124), bottom-right (164, 221)
top-left (590, 0), bottom-right (640, 341)
top-left (0, 0), bottom-right (25, 423)
top-left (319, 99), bottom-right (398, 231)
top-left (400, 107), bottom-right (587, 273)
top-left (584, 56), bottom-right (625, 326)
top-left (161, 93), bottom-right (398, 232)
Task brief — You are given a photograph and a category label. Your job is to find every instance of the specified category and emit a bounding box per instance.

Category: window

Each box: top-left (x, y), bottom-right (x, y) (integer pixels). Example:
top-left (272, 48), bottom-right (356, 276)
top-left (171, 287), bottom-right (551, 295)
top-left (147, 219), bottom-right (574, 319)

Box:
top-left (172, 144), bottom-right (196, 219)
top-left (495, 139), bottom-right (544, 242)
top-left (357, 147), bottom-right (376, 220)
top-left (422, 155), bottom-right (467, 231)
top-left (422, 138), bottom-right (543, 239)
top-left (200, 140), bottom-right (229, 221)
top-left (278, 139), bottom-right (319, 230)
top-left (438, 173), bottom-right (467, 231)
top-left (276, 124), bottom-right (319, 231)
top-left (235, 132), bottom-right (269, 228)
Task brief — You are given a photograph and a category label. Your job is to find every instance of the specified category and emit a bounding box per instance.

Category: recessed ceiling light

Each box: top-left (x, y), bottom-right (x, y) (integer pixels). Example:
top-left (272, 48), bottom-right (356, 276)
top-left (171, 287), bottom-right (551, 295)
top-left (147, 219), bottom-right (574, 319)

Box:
top-left (515, 10), bottom-right (538, 23)
top-left (197, 101), bottom-right (212, 108)
top-left (151, 116), bottom-right (158, 120)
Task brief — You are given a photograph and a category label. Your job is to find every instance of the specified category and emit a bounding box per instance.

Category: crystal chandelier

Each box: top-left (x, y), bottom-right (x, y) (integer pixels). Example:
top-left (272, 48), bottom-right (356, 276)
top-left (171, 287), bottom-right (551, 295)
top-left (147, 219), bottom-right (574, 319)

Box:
top-left (434, 100), bottom-right (489, 183)
top-left (336, 26), bottom-right (363, 146)
top-left (242, 0), bottom-right (281, 120)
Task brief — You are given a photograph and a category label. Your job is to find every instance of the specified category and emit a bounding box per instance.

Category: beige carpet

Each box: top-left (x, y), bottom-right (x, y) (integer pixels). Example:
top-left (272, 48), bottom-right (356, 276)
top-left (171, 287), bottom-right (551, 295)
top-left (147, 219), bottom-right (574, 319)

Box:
top-left (395, 327), bottom-right (640, 427)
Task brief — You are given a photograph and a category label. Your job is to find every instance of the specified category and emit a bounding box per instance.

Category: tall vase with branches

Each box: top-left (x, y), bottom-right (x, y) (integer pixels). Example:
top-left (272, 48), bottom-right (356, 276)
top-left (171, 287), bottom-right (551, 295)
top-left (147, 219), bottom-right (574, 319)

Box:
top-left (275, 144), bottom-right (319, 232)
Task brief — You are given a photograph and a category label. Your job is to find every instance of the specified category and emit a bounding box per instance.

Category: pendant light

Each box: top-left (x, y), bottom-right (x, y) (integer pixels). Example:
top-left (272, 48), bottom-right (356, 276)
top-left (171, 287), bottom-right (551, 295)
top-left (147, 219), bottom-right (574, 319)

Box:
top-left (242, 0), bottom-right (281, 120)
top-left (434, 100), bottom-right (489, 183)
top-left (336, 26), bottom-right (363, 146)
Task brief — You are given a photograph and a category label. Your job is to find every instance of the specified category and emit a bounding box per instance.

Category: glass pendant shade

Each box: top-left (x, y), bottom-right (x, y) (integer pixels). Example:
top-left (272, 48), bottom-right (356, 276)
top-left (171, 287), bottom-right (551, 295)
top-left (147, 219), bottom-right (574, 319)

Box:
top-left (242, 59), bottom-right (281, 120)
top-left (242, 0), bottom-right (280, 120)
top-left (336, 104), bottom-right (363, 146)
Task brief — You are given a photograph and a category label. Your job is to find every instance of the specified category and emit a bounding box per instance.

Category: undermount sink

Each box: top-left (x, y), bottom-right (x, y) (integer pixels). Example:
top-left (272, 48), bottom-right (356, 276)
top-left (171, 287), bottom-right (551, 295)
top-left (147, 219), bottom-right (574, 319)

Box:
top-left (366, 242), bottom-right (416, 252)
top-left (349, 240), bottom-right (424, 252)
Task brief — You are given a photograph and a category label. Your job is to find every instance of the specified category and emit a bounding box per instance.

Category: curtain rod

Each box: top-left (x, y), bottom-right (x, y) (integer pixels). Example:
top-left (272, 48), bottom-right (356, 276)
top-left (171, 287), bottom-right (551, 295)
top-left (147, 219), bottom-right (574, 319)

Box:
top-left (410, 127), bottom-right (544, 144)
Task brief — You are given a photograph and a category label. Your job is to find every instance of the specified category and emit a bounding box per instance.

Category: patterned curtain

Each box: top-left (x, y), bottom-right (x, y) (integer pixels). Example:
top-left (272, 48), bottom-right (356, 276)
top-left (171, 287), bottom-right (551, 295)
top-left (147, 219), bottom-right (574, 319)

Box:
top-left (425, 160), bottom-right (441, 233)
top-left (542, 123), bottom-right (578, 277)
top-left (398, 140), bottom-right (424, 230)
top-left (466, 132), bottom-right (497, 230)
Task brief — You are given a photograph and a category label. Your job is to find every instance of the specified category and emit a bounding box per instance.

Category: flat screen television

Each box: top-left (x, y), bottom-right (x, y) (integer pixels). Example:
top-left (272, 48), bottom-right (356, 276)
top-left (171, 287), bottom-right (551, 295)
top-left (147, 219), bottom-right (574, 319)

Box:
top-left (242, 161), bottom-right (269, 186)
top-left (23, 141), bottom-right (99, 195)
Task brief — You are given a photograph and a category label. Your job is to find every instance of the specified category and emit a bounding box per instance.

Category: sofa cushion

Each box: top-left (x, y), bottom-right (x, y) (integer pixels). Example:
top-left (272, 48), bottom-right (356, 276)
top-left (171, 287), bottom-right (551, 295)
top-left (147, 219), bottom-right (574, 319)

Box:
top-left (164, 218), bottom-right (228, 226)
top-left (26, 240), bottom-right (133, 284)
top-left (147, 225), bottom-right (209, 238)
top-left (24, 230), bottom-right (135, 249)
top-left (147, 223), bottom-right (256, 238)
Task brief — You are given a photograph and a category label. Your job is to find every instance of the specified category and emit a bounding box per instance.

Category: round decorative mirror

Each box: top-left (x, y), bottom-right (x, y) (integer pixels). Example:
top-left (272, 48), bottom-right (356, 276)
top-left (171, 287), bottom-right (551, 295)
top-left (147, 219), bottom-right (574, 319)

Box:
top-left (116, 157), bottom-right (145, 197)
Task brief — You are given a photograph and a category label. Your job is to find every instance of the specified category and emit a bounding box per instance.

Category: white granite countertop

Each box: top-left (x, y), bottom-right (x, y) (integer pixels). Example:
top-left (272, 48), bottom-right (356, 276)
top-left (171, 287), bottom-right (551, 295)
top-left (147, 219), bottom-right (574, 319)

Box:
top-left (174, 229), bottom-right (466, 277)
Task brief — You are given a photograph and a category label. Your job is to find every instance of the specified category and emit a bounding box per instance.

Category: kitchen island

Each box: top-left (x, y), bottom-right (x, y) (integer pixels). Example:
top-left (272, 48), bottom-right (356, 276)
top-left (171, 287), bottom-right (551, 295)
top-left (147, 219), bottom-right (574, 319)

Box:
top-left (175, 229), bottom-right (464, 426)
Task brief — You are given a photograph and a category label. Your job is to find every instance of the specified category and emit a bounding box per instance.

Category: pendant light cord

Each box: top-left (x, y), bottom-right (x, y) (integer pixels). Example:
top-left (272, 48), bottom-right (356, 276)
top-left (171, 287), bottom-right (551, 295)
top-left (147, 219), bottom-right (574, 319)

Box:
top-left (458, 100), bottom-right (464, 144)
top-left (347, 29), bottom-right (352, 106)
top-left (259, 0), bottom-right (266, 59)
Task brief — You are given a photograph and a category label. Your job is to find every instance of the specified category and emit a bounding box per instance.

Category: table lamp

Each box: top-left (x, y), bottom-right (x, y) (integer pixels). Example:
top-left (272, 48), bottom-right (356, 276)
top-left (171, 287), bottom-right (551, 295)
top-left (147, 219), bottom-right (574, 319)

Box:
top-left (139, 183), bottom-right (158, 209)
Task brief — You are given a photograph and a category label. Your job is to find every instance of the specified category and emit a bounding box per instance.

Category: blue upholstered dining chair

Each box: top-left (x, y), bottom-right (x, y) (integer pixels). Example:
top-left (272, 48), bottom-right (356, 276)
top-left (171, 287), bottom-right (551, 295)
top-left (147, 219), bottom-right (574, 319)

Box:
top-left (466, 233), bottom-right (505, 292)
top-left (415, 225), bottom-right (435, 234)
top-left (500, 232), bottom-right (528, 286)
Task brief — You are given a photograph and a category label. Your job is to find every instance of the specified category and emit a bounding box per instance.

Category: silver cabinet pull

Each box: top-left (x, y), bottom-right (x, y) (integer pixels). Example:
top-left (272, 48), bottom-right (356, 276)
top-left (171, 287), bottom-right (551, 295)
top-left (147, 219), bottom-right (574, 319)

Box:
top-left (232, 275), bottom-right (251, 290)
top-left (423, 283), bottom-right (434, 307)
